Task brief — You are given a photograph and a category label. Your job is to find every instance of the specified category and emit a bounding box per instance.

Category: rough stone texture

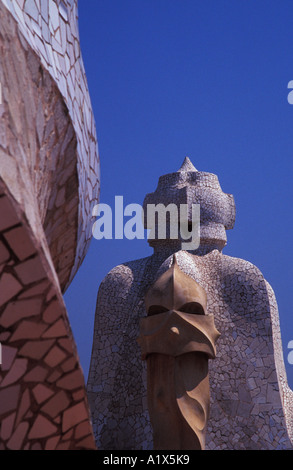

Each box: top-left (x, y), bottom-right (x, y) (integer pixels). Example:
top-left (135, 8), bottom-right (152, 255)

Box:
top-left (0, 0), bottom-right (99, 450)
top-left (87, 159), bottom-right (293, 450)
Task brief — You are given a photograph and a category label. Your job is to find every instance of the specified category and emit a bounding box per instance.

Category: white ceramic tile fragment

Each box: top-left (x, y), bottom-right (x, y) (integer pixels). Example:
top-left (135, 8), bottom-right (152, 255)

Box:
top-left (24, 0), bottom-right (39, 22)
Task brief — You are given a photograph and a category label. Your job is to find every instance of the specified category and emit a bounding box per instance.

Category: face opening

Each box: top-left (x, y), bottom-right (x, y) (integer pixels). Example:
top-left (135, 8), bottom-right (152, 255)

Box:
top-left (147, 302), bottom-right (205, 317)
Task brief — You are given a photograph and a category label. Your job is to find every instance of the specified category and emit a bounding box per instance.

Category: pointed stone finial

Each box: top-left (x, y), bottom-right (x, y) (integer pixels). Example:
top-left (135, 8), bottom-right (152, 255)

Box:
top-left (177, 157), bottom-right (197, 173)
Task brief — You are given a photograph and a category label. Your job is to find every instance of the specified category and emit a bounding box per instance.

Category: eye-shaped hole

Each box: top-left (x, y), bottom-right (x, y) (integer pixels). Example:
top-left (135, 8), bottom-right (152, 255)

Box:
top-left (148, 305), bottom-right (169, 316)
top-left (179, 302), bottom-right (205, 315)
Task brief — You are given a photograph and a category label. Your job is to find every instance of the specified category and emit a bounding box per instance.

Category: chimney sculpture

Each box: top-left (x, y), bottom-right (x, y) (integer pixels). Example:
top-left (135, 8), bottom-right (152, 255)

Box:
top-left (87, 158), bottom-right (293, 450)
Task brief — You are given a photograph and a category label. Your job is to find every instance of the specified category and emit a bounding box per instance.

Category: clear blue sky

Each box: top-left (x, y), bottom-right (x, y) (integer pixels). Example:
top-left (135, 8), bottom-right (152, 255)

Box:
top-left (64, 0), bottom-right (293, 388)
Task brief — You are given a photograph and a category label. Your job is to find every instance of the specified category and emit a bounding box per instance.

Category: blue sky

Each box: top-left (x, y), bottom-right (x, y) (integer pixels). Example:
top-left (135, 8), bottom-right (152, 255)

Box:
top-left (64, 0), bottom-right (293, 388)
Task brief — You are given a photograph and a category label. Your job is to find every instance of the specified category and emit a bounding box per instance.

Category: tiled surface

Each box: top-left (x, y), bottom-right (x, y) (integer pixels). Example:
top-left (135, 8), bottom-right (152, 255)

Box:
top-left (87, 161), bottom-right (293, 450)
top-left (0, 179), bottom-right (96, 450)
top-left (1, 0), bottom-right (100, 286)
top-left (1, 0), bottom-right (291, 452)
top-left (0, 0), bottom-right (98, 449)
top-left (0, 1), bottom-right (81, 291)
top-left (143, 157), bottom-right (235, 252)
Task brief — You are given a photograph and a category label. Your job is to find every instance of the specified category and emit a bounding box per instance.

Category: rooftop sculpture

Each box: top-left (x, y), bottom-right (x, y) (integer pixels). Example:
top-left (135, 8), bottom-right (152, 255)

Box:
top-left (0, 0), bottom-right (292, 451)
top-left (87, 157), bottom-right (293, 450)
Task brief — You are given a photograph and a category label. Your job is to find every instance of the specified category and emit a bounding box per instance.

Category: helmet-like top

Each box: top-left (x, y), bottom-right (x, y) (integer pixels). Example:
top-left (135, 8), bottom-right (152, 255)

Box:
top-left (143, 157), bottom-right (235, 251)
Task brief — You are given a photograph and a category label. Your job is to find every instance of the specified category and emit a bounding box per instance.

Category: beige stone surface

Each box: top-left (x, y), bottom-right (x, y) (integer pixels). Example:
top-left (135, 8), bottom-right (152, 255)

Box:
top-left (138, 257), bottom-right (220, 449)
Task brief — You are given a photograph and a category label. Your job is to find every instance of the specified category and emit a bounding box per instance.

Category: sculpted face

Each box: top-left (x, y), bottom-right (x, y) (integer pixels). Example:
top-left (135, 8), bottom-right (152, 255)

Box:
top-left (137, 254), bottom-right (220, 450)
top-left (145, 254), bottom-right (207, 315)
top-left (138, 255), bottom-right (220, 360)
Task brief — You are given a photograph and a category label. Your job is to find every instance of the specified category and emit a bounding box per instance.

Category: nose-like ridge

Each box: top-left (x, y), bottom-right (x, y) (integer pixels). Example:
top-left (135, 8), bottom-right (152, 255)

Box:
top-left (145, 255), bottom-right (207, 314)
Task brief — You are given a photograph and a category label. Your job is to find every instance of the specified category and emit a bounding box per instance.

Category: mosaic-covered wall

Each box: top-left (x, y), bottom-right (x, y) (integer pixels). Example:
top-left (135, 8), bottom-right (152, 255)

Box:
top-left (0, 0), bottom-right (99, 449)
top-left (1, 0), bottom-right (100, 286)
